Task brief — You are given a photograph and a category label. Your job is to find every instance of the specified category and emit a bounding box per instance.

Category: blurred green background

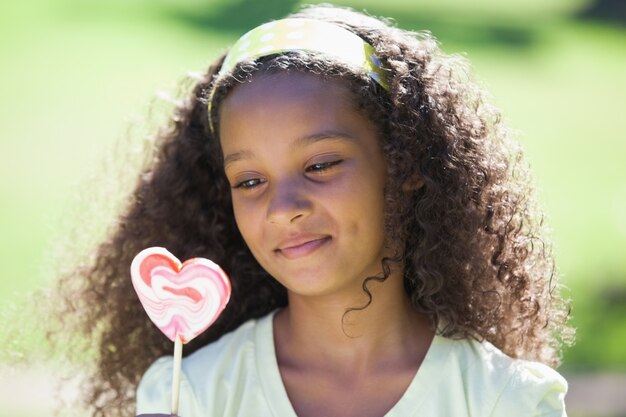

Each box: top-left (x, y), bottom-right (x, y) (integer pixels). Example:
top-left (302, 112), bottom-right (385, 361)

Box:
top-left (0, 0), bottom-right (624, 416)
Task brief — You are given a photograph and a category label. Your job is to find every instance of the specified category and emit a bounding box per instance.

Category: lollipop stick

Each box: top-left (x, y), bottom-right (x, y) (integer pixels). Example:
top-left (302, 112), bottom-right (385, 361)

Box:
top-left (171, 335), bottom-right (183, 416)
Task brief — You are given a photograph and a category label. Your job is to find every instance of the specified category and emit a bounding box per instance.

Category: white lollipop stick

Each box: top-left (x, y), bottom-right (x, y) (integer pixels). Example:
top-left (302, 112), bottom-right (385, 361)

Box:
top-left (171, 335), bottom-right (183, 416)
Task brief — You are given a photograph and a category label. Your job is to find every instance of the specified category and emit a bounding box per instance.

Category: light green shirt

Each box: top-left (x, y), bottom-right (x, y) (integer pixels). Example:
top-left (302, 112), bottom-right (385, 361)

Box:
top-left (137, 312), bottom-right (567, 416)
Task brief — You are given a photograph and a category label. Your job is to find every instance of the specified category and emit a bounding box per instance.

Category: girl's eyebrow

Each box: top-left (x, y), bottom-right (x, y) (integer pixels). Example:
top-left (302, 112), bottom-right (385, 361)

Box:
top-left (223, 130), bottom-right (355, 168)
top-left (224, 149), bottom-right (254, 168)
top-left (293, 130), bottom-right (356, 149)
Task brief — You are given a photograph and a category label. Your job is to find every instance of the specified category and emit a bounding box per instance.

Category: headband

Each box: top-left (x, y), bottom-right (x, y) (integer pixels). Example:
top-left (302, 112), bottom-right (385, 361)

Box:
top-left (208, 18), bottom-right (389, 133)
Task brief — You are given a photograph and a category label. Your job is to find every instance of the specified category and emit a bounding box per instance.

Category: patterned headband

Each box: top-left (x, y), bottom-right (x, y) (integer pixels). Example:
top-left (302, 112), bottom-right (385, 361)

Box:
top-left (208, 18), bottom-right (389, 133)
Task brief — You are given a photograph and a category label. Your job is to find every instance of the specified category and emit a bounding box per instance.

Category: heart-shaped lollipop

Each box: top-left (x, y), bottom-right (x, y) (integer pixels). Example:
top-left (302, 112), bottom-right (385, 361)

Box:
top-left (130, 247), bottom-right (231, 343)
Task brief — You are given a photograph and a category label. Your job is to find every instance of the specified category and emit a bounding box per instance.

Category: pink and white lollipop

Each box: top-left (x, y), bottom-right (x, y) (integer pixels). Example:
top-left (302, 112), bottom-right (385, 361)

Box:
top-left (131, 247), bottom-right (231, 416)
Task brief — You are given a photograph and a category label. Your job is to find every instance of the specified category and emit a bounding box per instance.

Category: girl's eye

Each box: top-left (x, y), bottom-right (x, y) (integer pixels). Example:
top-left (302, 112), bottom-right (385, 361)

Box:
top-left (233, 178), bottom-right (265, 189)
top-left (306, 160), bottom-right (343, 173)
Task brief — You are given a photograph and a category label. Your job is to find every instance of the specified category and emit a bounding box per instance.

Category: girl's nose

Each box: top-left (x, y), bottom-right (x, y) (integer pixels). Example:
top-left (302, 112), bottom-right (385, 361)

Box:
top-left (266, 179), bottom-right (313, 224)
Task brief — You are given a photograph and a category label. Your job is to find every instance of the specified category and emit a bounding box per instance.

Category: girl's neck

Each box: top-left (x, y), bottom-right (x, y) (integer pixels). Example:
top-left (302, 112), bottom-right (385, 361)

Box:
top-left (273, 270), bottom-right (434, 372)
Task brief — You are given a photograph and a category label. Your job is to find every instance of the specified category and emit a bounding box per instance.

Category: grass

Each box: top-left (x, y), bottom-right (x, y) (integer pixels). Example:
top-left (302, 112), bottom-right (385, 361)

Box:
top-left (0, 0), bottom-right (624, 375)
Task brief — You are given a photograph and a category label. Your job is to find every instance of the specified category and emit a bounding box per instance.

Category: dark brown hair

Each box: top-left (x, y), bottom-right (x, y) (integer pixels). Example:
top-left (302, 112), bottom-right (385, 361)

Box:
top-left (51, 5), bottom-right (573, 416)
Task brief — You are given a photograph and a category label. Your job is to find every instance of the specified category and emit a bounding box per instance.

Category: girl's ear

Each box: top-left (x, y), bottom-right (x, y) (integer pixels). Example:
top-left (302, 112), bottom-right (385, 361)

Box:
top-left (402, 173), bottom-right (425, 192)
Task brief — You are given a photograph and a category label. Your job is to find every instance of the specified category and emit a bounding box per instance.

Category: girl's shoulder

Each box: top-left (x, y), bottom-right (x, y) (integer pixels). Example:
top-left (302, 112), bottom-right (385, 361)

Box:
top-left (432, 335), bottom-right (567, 416)
top-left (136, 312), bottom-right (275, 416)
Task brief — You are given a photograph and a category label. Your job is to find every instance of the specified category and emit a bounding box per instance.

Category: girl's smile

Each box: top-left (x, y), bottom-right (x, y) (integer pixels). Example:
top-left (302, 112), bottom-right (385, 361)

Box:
top-left (219, 72), bottom-right (389, 298)
top-left (274, 233), bottom-right (332, 260)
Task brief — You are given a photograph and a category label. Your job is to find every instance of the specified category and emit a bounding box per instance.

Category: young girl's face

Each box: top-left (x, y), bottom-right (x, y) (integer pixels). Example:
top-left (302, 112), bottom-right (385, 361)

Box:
top-left (219, 72), bottom-right (389, 299)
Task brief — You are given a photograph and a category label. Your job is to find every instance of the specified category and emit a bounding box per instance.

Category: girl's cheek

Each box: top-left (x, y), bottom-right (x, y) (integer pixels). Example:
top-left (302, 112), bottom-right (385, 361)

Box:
top-left (231, 198), bottom-right (245, 227)
top-left (232, 199), bottom-right (261, 234)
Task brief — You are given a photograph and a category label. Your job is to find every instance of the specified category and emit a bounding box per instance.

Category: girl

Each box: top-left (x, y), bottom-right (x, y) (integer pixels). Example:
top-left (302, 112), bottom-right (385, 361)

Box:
top-left (55, 4), bottom-right (573, 417)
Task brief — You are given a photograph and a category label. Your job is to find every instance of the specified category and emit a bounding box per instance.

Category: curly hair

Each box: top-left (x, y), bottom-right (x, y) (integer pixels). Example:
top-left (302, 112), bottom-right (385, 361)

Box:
top-left (51, 4), bottom-right (573, 417)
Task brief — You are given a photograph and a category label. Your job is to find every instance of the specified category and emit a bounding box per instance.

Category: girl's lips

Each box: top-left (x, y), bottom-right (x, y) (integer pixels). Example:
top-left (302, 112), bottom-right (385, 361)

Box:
top-left (276, 236), bottom-right (331, 259)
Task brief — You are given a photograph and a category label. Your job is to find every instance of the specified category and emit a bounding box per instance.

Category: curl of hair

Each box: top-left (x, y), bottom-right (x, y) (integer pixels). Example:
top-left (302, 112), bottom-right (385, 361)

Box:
top-left (51, 5), bottom-right (573, 416)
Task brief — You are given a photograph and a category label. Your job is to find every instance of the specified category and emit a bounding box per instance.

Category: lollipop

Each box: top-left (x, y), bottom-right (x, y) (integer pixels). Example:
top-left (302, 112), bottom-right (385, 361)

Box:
top-left (131, 247), bottom-right (231, 416)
